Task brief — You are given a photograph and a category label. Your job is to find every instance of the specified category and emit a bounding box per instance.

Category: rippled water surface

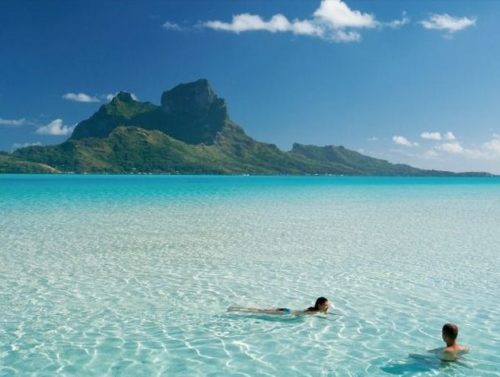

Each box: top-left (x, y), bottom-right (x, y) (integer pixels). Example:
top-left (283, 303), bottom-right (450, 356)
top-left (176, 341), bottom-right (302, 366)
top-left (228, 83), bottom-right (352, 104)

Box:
top-left (1, 175), bottom-right (499, 376)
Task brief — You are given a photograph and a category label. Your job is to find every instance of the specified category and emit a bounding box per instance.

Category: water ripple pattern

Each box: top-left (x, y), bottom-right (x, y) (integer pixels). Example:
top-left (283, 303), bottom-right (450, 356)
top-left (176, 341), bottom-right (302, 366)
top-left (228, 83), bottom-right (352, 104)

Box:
top-left (1, 175), bottom-right (499, 376)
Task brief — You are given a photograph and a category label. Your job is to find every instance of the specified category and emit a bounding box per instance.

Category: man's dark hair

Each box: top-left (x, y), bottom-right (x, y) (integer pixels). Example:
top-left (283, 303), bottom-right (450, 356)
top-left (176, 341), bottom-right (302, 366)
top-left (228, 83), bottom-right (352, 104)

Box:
top-left (442, 323), bottom-right (458, 340)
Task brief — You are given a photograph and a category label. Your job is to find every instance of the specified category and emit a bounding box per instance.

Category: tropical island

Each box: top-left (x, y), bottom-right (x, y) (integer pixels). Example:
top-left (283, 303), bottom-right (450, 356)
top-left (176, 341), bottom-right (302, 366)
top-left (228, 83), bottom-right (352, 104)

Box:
top-left (0, 79), bottom-right (491, 176)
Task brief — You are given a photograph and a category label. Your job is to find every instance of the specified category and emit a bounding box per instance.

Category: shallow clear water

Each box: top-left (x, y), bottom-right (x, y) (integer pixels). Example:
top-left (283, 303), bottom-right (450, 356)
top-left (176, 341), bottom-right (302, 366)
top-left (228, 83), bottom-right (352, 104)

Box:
top-left (1, 175), bottom-right (499, 376)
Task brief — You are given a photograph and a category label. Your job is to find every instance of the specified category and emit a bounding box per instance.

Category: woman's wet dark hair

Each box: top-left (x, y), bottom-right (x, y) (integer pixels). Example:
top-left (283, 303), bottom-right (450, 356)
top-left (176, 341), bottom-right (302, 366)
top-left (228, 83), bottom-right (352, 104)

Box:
top-left (307, 297), bottom-right (328, 311)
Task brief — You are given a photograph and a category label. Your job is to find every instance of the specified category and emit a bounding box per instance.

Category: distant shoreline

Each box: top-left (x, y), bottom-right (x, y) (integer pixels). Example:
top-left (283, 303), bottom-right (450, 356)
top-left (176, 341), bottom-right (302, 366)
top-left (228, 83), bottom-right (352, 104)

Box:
top-left (0, 173), bottom-right (497, 178)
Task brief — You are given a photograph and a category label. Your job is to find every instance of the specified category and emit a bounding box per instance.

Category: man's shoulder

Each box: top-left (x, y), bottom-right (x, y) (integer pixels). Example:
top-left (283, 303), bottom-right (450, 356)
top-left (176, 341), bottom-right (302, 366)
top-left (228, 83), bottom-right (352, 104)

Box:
top-left (457, 345), bottom-right (469, 353)
top-left (441, 345), bottom-right (469, 361)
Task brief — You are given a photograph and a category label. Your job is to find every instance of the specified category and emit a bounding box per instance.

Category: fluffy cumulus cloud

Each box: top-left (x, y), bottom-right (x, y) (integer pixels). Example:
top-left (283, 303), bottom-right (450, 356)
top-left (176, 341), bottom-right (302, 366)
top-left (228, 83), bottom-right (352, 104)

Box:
top-left (205, 13), bottom-right (324, 37)
top-left (36, 119), bottom-right (75, 136)
top-left (420, 13), bottom-right (476, 35)
top-left (483, 137), bottom-right (500, 157)
top-left (63, 92), bottom-right (100, 103)
top-left (422, 134), bottom-right (500, 161)
top-left (436, 141), bottom-right (464, 154)
top-left (421, 131), bottom-right (441, 141)
top-left (392, 133), bottom-right (500, 172)
top-left (422, 149), bottom-right (439, 159)
top-left (312, 0), bottom-right (377, 29)
top-left (203, 0), bottom-right (407, 42)
top-left (0, 117), bottom-right (28, 126)
top-left (420, 131), bottom-right (456, 141)
top-left (393, 135), bottom-right (418, 147)
top-left (443, 131), bottom-right (456, 141)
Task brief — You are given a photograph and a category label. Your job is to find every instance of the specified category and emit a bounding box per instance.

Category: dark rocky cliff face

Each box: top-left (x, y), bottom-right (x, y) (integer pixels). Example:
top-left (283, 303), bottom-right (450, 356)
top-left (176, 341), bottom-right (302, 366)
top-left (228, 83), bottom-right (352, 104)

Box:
top-left (161, 79), bottom-right (225, 114)
top-left (70, 79), bottom-right (229, 145)
top-left (159, 79), bottom-right (228, 145)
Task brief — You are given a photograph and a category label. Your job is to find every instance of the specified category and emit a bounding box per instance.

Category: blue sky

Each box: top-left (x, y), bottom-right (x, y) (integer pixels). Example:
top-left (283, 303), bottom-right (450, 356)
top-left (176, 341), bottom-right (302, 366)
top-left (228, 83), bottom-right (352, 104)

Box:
top-left (1, 0), bottom-right (500, 173)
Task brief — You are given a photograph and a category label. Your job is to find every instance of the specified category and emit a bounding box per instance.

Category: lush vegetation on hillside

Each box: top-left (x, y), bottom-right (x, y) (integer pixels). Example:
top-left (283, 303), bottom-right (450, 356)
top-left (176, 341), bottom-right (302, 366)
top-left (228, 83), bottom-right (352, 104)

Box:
top-left (2, 80), bottom-right (492, 176)
top-left (0, 152), bottom-right (59, 173)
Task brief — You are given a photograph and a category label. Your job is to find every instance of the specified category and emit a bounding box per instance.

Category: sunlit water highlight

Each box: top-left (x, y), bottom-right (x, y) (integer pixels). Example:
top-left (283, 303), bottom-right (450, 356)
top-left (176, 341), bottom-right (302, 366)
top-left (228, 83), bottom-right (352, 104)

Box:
top-left (1, 175), bottom-right (499, 376)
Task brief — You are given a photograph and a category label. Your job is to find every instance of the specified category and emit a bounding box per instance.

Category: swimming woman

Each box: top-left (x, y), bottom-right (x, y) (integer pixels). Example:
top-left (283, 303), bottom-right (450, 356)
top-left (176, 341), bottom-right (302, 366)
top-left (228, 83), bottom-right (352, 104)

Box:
top-left (228, 297), bottom-right (329, 315)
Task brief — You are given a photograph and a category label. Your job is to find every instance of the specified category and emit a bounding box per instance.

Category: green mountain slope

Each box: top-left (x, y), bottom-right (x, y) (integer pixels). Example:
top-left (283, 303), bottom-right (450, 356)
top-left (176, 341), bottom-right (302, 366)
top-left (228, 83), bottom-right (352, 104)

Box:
top-left (71, 79), bottom-right (229, 145)
top-left (70, 92), bottom-right (158, 140)
top-left (0, 152), bottom-right (60, 173)
top-left (13, 126), bottom-right (318, 174)
top-left (290, 143), bottom-right (424, 176)
top-left (6, 79), bottom-right (493, 176)
top-left (289, 143), bottom-right (489, 176)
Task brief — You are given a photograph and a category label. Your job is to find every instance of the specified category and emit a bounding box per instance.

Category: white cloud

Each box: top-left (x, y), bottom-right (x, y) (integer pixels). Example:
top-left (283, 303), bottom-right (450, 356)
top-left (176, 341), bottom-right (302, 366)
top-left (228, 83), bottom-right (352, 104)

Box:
top-left (423, 149), bottom-right (439, 159)
top-left (104, 92), bottom-right (139, 102)
top-left (63, 92), bottom-right (100, 103)
top-left (411, 134), bottom-right (500, 173)
top-left (443, 131), bottom-right (456, 141)
top-left (420, 131), bottom-right (456, 141)
top-left (162, 21), bottom-right (182, 31)
top-left (291, 19), bottom-right (324, 37)
top-left (36, 119), bottom-right (75, 136)
top-left (204, 0), bottom-right (406, 42)
top-left (421, 132), bottom-right (442, 141)
top-left (12, 141), bottom-right (42, 150)
top-left (204, 13), bottom-right (324, 37)
top-left (422, 134), bottom-right (500, 161)
top-left (0, 117), bottom-right (28, 127)
top-left (313, 0), bottom-right (377, 29)
top-left (393, 135), bottom-right (418, 147)
top-left (420, 13), bottom-right (476, 35)
top-left (385, 13), bottom-right (410, 29)
top-left (332, 29), bottom-right (361, 42)
top-left (205, 14), bottom-right (288, 33)
top-left (482, 138), bottom-right (500, 157)
top-left (437, 142), bottom-right (464, 154)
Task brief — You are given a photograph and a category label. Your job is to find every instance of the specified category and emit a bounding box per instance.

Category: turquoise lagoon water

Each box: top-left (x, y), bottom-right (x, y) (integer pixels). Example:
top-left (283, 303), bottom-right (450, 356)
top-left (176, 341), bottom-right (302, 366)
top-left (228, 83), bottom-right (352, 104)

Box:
top-left (1, 175), bottom-right (499, 376)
